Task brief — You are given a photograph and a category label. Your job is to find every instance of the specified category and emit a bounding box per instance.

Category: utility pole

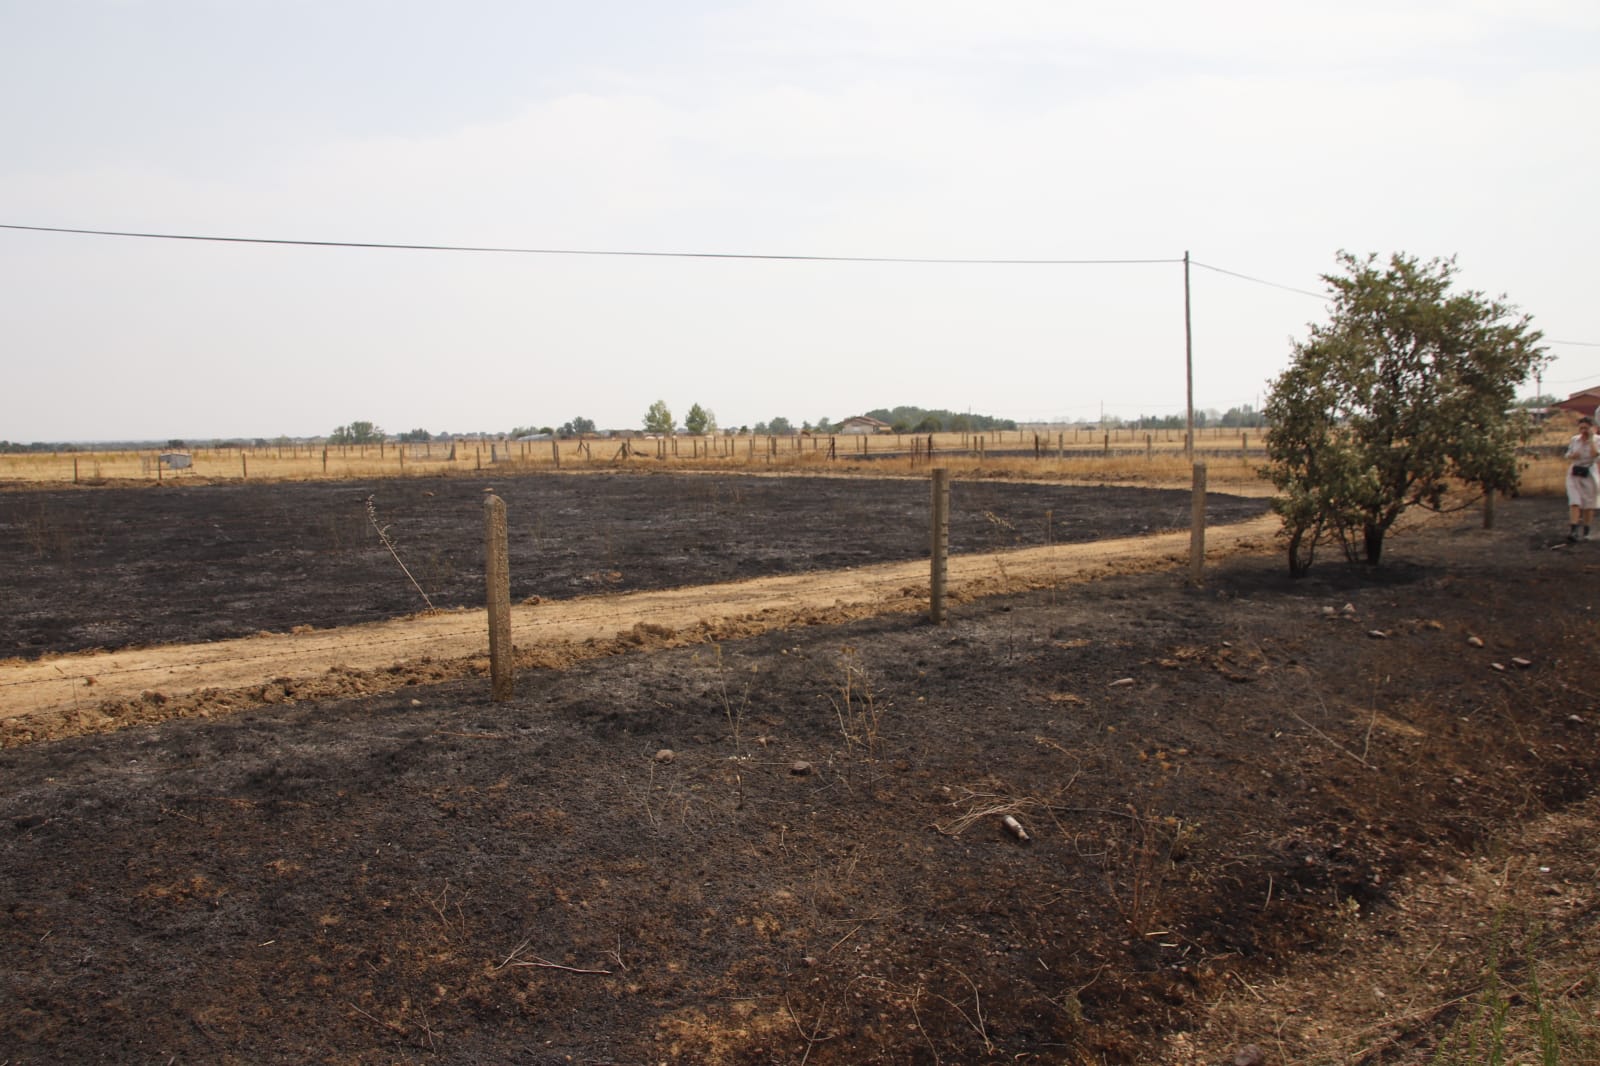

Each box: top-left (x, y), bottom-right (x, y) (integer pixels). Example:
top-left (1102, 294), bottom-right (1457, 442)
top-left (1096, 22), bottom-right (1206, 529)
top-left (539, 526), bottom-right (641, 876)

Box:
top-left (1184, 250), bottom-right (1195, 461)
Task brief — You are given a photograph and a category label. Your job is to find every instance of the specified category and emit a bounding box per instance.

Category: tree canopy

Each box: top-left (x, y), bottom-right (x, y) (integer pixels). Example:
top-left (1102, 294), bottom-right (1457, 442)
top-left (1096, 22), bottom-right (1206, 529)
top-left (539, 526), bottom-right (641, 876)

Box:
top-left (864, 406), bottom-right (1016, 434)
top-left (683, 403), bottom-right (715, 435)
top-left (643, 400), bottom-right (674, 435)
top-left (1263, 252), bottom-right (1547, 576)
top-left (557, 417), bottom-right (596, 438)
top-left (329, 421), bottom-right (384, 445)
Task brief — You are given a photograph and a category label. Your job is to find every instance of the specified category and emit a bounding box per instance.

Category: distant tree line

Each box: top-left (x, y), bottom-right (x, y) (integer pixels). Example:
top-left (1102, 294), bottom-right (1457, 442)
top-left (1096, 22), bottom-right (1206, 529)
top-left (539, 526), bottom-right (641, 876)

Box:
top-left (1117, 404), bottom-right (1266, 430)
top-left (0, 441), bottom-right (76, 453)
top-left (863, 407), bottom-right (1018, 434)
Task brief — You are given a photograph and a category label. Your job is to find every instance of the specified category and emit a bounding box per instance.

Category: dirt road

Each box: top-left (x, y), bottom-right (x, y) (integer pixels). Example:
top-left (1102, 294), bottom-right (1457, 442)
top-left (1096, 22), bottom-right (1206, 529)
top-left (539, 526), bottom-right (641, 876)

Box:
top-left (0, 514), bottom-right (1279, 743)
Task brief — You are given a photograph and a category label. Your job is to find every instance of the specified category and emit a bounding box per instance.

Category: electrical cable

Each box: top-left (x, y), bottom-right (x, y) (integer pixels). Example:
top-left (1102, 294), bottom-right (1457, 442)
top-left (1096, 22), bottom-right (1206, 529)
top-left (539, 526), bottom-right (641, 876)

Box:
top-left (5, 221), bottom-right (1592, 347)
top-left (0, 223), bottom-right (1178, 266)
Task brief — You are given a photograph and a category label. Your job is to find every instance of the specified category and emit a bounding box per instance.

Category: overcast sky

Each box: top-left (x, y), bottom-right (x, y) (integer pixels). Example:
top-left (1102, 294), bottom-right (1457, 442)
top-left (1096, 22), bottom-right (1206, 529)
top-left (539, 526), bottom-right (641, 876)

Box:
top-left (3, 1), bottom-right (1597, 442)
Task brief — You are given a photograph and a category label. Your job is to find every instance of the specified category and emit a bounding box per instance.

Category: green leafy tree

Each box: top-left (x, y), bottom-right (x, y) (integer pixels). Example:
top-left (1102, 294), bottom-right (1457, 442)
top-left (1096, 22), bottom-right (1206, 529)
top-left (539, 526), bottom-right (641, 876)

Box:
top-left (643, 400), bottom-right (674, 435)
top-left (399, 428), bottom-right (432, 442)
top-left (329, 420), bottom-right (385, 444)
top-left (557, 416), bottom-right (596, 438)
top-left (767, 416), bottom-right (794, 435)
top-left (684, 403), bottom-right (715, 435)
top-left (812, 416), bottom-right (833, 434)
top-left (1218, 405), bottom-right (1266, 429)
top-left (1263, 252), bottom-right (1547, 576)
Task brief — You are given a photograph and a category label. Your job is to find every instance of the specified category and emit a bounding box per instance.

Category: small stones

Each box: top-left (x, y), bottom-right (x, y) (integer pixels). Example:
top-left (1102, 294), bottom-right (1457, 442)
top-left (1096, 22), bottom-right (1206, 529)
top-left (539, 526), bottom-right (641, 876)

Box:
top-left (1512, 657), bottom-right (1533, 669)
top-left (1367, 630), bottom-right (1389, 640)
top-left (1108, 677), bottom-right (1135, 688)
top-left (653, 748), bottom-right (676, 764)
top-left (1233, 1044), bottom-right (1267, 1066)
top-left (789, 761), bottom-right (814, 776)
top-left (1467, 635), bottom-right (1485, 648)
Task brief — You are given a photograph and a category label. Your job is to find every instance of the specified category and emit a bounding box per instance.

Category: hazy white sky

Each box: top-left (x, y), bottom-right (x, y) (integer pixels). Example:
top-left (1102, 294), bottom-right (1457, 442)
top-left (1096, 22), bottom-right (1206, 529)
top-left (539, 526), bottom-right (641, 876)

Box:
top-left (3, 0), bottom-right (1597, 441)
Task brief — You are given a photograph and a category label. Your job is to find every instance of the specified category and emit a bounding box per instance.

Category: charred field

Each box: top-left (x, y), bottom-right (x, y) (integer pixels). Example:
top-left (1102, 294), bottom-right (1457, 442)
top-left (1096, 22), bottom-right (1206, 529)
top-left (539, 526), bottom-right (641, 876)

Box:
top-left (1, 473), bottom-right (1597, 1064)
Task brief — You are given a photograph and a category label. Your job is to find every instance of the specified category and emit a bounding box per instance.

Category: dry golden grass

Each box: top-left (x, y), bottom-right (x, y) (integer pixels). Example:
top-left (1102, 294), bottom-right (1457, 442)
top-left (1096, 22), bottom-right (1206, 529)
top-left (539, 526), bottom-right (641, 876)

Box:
top-left (0, 421), bottom-right (1579, 498)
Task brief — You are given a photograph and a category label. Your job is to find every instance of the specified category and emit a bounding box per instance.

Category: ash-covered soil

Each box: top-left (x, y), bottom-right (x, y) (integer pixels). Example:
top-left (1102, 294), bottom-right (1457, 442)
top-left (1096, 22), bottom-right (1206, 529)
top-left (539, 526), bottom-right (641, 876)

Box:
top-left (0, 473), bottom-right (1265, 658)
top-left (2, 492), bottom-right (1596, 1063)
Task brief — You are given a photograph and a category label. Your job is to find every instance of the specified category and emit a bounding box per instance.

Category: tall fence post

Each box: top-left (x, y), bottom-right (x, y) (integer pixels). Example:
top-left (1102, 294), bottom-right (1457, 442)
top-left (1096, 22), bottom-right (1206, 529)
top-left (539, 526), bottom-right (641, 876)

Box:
top-left (484, 494), bottom-right (514, 701)
top-left (930, 467), bottom-right (950, 625)
top-left (1483, 486), bottom-right (1495, 529)
top-left (1189, 462), bottom-right (1207, 587)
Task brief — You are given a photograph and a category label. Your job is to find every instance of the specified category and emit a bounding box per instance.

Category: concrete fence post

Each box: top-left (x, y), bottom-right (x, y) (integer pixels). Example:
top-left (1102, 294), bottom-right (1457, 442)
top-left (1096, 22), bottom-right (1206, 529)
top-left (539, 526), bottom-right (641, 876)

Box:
top-left (930, 467), bottom-right (950, 625)
top-left (484, 494), bottom-right (514, 701)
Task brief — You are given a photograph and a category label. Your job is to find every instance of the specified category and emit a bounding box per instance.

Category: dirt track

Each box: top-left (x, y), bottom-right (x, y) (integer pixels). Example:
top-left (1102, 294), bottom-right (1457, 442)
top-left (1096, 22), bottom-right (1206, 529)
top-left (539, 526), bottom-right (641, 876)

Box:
top-left (1, 514), bottom-right (1280, 743)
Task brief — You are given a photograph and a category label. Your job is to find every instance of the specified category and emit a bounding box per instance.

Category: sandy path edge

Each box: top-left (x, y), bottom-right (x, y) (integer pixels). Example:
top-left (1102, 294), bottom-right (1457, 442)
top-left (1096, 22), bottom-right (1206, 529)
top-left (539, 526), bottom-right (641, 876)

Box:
top-left (0, 515), bottom-right (1281, 738)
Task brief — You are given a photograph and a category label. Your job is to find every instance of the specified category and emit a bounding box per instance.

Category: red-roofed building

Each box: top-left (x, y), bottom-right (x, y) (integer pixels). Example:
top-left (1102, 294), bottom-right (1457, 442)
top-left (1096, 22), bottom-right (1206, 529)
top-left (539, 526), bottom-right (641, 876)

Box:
top-left (1554, 387), bottom-right (1600, 417)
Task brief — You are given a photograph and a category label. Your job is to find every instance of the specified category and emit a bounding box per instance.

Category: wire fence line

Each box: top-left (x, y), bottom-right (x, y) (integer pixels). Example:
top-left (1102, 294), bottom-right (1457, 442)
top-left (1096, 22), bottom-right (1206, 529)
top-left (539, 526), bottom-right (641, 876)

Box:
top-left (0, 517), bottom-right (1250, 712)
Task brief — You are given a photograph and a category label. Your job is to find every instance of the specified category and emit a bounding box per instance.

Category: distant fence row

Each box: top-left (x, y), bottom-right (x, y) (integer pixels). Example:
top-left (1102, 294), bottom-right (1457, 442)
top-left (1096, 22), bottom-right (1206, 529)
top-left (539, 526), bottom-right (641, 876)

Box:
top-left (0, 427), bottom-right (1276, 486)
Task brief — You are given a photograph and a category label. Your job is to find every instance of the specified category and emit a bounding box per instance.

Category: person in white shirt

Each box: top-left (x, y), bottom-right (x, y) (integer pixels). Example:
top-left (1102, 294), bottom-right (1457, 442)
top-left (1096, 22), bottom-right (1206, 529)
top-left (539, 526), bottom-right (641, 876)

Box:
top-left (1564, 416), bottom-right (1599, 542)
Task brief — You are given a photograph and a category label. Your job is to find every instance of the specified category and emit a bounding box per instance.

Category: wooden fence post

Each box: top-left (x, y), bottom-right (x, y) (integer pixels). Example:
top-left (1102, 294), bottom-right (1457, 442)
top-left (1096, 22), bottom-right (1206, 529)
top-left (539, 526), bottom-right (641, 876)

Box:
top-left (484, 494), bottom-right (514, 701)
top-left (1189, 462), bottom-right (1207, 587)
top-left (930, 467), bottom-right (950, 625)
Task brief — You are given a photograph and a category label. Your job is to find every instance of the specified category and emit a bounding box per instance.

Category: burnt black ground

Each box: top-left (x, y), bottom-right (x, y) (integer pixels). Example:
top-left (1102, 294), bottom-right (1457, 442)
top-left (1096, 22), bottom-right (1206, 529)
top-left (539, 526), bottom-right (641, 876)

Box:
top-left (0, 473), bottom-right (1265, 657)
top-left (1, 492), bottom-right (1597, 1063)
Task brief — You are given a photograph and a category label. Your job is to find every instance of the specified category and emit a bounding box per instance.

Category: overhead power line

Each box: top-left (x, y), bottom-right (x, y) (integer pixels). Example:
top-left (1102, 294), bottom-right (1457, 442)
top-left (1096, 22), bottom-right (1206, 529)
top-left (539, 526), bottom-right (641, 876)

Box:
top-left (1190, 259), bottom-right (1326, 300)
top-left (0, 223), bottom-right (1178, 266)
top-left (6, 222), bottom-right (1595, 348)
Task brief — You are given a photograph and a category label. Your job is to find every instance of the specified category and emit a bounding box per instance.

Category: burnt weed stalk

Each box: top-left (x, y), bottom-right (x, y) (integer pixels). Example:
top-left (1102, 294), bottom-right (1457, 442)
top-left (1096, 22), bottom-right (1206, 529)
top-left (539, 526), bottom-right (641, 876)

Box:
top-left (830, 646), bottom-right (885, 758)
top-left (365, 495), bottom-right (436, 611)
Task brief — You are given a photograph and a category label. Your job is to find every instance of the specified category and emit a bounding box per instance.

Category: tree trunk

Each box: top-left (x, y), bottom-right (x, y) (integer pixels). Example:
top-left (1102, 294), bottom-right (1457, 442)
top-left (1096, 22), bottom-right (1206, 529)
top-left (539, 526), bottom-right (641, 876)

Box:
top-left (1288, 525), bottom-right (1314, 577)
top-left (1363, 523), bottom-right (1385, 564)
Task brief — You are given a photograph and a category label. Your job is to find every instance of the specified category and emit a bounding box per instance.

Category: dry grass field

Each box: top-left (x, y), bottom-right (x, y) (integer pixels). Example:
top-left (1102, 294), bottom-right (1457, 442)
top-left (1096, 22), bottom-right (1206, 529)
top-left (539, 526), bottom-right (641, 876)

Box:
top-left (1, 426), bottom-right (1249, 485)
top-left (0, 419), bottom-right (1579, 499)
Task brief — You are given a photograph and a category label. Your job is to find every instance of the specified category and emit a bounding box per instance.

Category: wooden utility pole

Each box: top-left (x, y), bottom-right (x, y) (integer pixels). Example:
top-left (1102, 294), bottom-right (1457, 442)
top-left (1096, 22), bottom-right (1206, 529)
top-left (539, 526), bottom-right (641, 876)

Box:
top-left (1184, 250), bottom-right (1195, 461)
top-left (1188, 462), bottom-right (1207, 586)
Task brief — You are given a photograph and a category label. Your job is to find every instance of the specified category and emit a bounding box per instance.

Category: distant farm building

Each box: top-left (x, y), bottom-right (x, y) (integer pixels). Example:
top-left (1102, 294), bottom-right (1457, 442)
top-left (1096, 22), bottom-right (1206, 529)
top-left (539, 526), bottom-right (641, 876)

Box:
top-left (837, 415), bottom-right (892, 434)
top-left (158, 451), bottom-right (192, 470)
top-left (1554, 387), bottom-right (1600, 418)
